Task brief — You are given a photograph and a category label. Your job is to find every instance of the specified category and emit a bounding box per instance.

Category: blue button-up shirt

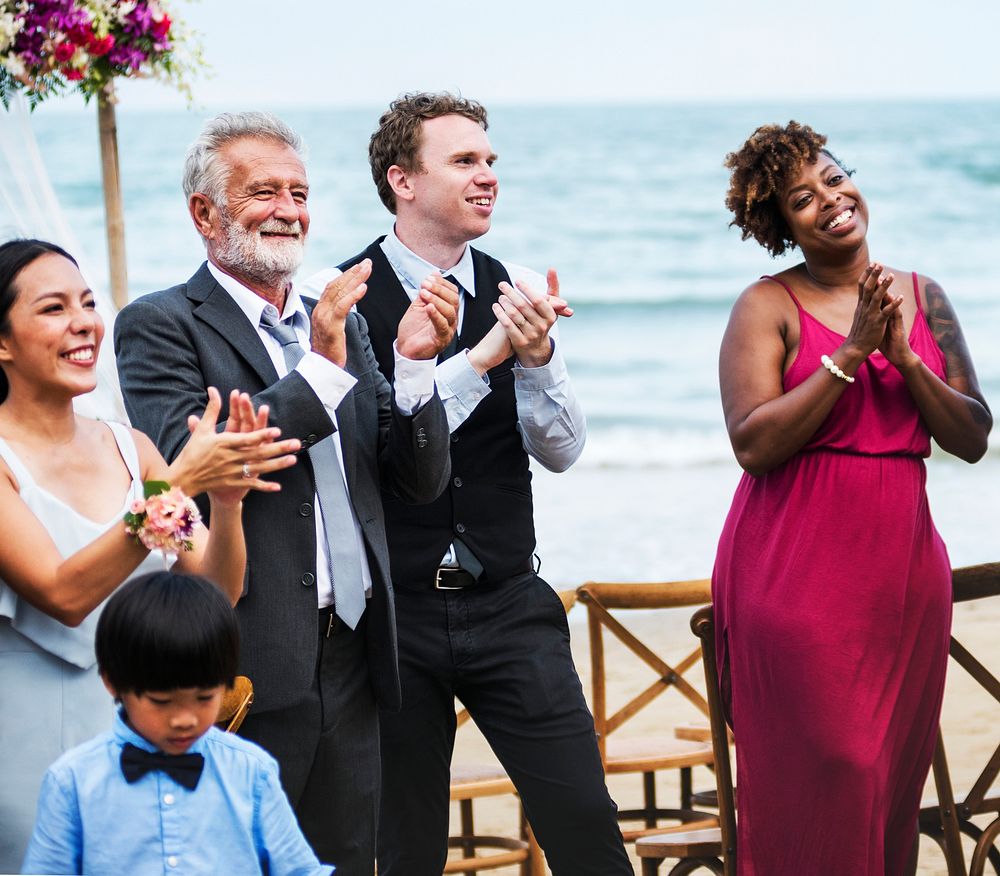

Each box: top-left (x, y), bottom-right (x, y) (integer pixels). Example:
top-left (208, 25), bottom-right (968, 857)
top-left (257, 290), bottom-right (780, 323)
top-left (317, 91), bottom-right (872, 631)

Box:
top-left (22, 711), bottom-right (332, 875)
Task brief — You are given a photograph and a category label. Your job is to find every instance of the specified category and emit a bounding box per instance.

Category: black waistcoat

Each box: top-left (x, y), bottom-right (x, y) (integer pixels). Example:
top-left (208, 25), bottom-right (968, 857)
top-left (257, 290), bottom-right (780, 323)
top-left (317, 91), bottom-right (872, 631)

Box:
top-left (341, 238), bottom-right (536, 587)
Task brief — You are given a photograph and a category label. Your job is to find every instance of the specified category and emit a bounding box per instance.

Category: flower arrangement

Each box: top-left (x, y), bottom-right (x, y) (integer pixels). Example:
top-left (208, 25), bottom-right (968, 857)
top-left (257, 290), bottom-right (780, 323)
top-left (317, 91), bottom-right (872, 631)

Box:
top-left (124, 481), bottom-right (202, 555)
top-left (0, 0), bottom-right (203, 108)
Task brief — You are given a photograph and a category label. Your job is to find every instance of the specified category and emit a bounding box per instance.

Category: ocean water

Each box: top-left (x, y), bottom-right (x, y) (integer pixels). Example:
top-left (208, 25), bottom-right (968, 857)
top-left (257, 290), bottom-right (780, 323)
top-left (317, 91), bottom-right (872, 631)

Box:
top-left (5, 101), bottom-right (999, 583)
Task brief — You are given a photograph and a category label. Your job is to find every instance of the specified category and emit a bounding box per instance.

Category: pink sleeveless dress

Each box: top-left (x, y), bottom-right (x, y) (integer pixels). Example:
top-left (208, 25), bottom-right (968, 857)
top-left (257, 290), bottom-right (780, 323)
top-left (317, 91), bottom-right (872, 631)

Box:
top-left (712, 272), bottom-right (952, 875)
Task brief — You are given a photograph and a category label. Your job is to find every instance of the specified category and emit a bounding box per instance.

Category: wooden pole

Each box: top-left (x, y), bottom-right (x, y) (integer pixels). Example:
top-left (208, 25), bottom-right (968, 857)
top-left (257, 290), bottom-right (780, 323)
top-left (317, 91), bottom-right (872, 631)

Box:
top-left (96, 83), bottom-right (128, 311)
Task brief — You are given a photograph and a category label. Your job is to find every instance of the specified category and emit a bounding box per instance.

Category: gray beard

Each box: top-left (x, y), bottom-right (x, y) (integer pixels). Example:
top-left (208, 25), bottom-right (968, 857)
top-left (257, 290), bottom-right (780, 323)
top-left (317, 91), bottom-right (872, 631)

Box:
top-left (213, 212), bottom-right (305, 290)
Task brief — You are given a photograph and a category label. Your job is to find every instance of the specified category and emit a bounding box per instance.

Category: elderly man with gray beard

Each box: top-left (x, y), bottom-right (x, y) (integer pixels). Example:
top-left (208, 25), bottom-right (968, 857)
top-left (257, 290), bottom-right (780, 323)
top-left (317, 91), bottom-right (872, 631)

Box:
top-left (113, 111), bottom-right (456, 876)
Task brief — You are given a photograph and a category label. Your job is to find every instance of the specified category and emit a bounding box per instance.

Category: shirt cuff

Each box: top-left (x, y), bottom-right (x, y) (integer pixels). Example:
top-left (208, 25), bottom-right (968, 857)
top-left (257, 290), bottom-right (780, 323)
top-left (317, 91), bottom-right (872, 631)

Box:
top-left (392, 342), bottom-right (436, 415)
top-left (295, 351), bottom-right (357, 417)
top-left (512, 339), bottom-right (568, 390)
top-left (436, 350), bottom-right (491, 401)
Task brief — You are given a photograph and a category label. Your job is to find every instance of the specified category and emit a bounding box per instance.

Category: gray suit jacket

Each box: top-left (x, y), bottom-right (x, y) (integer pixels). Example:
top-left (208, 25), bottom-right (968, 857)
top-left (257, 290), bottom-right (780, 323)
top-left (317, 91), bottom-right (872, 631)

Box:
top-left (113, 263), bottom-right (450, 713)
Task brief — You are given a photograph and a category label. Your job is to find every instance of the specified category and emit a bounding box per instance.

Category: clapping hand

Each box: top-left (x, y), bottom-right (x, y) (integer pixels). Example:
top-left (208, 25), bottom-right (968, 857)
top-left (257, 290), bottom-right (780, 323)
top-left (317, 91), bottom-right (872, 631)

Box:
top-left (173, 387), bottom-right (300, 504)
top-left (311, 260), bottom-right (372, 368)
top-left (396, 273), bottom-right (460, 360)
top-left (493, 269), bottom-right (570, 368)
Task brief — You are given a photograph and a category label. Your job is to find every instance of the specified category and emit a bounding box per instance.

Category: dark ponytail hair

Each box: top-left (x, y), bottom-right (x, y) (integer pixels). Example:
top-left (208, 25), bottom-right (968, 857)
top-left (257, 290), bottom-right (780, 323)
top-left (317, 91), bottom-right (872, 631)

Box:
top-left (0, 239), bottom-right (79, 403)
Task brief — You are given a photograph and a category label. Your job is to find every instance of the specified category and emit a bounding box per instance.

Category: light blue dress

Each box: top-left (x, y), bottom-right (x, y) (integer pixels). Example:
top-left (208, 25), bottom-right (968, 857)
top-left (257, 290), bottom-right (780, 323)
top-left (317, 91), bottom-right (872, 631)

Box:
top-left (0, 421), bottom-right (166, 872)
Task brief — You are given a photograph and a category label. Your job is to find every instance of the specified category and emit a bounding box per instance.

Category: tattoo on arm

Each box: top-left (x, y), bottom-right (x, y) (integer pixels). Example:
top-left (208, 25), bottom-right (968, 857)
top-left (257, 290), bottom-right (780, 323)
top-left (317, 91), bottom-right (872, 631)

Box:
top-left (924, 281), bottom-right (992, 425)
top-left (924, 282), bottom-right (969, 377)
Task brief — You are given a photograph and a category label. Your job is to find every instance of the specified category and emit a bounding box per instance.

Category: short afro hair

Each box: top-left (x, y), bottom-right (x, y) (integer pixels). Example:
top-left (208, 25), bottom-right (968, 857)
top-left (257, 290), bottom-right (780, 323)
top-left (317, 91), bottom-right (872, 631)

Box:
top-left (724, 121), bottom-right (852, 257)
top-left (369, 92), bottom-right (489, 214)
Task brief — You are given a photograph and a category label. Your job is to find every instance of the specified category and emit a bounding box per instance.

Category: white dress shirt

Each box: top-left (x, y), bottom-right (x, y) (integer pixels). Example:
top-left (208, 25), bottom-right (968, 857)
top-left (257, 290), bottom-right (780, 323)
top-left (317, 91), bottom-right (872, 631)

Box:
top-left (303, 230), bottom-right (587, 473)
top-left (207, 261), bottom-right (435, 607)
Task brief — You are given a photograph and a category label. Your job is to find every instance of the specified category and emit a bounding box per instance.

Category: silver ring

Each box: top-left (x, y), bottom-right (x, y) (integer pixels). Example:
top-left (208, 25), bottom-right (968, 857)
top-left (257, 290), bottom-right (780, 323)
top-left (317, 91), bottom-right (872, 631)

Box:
top-left (242, 463), bottom-right (252, 479)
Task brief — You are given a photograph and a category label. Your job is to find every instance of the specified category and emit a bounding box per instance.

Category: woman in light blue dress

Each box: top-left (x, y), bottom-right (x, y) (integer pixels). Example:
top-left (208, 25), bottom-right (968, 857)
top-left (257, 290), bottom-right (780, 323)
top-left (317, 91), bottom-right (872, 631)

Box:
top-left (0, 239), bottom-right (300, 871)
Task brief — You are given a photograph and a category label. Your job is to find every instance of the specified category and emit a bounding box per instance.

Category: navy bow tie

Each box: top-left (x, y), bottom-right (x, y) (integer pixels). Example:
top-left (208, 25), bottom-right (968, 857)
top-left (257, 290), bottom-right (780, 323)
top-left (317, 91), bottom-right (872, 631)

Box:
top-left (120, 742), bottom-right (204, 790)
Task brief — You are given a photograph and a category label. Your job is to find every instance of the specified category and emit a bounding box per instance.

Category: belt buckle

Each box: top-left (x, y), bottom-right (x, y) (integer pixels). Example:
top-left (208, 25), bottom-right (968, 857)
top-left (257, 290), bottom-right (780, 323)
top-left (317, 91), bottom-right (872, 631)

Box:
top-left (435, 567), bottom-right (470, 590)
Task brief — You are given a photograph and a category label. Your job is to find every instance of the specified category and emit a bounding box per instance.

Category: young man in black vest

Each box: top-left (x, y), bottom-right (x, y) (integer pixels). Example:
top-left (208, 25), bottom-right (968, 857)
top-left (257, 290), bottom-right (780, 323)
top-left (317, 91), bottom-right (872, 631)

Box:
top-left (306, 92), bottom-right (630, 875)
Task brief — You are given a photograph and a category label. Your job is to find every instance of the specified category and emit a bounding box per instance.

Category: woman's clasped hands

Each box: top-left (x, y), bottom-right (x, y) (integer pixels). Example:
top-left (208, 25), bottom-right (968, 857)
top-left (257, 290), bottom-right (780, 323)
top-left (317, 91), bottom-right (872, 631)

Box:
top-left (845, 263), bottom-right (919, 370)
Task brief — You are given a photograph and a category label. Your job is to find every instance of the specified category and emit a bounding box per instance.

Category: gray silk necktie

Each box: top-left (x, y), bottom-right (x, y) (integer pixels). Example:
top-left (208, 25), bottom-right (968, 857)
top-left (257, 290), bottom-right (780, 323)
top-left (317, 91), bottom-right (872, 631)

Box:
top-left (259, 308), bottom-right (366, 629)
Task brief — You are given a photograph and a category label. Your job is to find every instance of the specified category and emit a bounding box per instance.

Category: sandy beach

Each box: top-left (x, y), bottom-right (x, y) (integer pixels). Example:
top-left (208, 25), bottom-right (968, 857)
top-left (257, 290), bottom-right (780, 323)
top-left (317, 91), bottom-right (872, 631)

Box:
top-left (446, 459), bottom-right (1000, 875)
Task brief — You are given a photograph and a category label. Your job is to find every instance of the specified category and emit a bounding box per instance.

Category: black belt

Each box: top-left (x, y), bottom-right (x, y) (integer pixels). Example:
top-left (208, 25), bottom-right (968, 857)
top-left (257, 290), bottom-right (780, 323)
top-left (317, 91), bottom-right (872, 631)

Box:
top-left (434, 567), bottom-right (479, 590)
top-left (432, 560), bottom-right (536, 591)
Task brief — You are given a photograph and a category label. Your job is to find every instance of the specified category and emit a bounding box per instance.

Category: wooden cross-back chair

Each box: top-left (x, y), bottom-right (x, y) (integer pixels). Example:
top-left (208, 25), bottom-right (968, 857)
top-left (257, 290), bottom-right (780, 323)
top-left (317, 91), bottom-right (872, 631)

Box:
top-left (445, 589), bottom-right (578, 875)
top-left (576, 580), bottom-right (717, 841)
top-left (919, 562), bottom-right (1000, 876)
top-left (635, 606), bottom-right (736, 875)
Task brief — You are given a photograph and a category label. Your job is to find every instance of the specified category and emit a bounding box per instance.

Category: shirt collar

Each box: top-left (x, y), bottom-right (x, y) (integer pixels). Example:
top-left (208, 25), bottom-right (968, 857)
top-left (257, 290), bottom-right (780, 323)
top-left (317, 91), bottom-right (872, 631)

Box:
top-left (113, 707), bottom-right (211, 755)
top-left (381, 228), bottom-right (477, 298)
top-left (206, 260), bottom-right (309, 330)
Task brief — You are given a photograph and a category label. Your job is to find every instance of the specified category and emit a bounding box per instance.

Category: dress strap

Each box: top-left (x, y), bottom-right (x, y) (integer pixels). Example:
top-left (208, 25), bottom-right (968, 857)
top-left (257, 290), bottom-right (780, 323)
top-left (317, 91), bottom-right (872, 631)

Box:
top-left (104, 421), bottom-right (143, 501)
top-left (0, 436), bottom-right (35, 491)
top-left (761, 274), bottom-right (805, 311)
top-left (911, 272), bottom-right (924, 315)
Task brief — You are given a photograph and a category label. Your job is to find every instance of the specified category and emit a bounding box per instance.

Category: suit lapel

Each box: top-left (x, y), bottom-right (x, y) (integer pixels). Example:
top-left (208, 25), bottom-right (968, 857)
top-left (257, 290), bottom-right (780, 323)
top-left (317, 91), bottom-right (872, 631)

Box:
top-left (187, 263), bottom-right (279, 386)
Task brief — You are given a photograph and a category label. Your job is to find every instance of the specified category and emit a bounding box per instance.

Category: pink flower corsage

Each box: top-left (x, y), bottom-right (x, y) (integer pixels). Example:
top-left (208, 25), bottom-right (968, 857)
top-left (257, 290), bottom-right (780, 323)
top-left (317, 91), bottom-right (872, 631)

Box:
top-left (123, 481), bottom-right (201, 554)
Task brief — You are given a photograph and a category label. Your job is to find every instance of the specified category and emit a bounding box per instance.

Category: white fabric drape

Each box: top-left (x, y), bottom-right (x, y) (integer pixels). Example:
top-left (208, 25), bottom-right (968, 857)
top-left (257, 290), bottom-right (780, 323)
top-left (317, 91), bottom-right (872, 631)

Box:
top-left (0, 94), bottom-right (127, 422)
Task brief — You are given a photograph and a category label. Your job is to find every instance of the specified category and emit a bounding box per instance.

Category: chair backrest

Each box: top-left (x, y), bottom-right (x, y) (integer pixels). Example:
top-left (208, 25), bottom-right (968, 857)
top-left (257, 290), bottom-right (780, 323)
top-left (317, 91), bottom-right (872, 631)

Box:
top-left (217, 676), bottom-right (254, 733)
top-left (576, 579), bottom-right (712, 760)
top-left (690, 606), bottom-right (737, 872)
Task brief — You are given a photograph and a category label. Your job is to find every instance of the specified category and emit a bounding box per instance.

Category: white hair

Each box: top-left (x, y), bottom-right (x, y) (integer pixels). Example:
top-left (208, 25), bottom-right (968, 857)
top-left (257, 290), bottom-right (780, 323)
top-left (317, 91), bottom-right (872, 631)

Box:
top-left (181, 111), bottom-right (305, 206)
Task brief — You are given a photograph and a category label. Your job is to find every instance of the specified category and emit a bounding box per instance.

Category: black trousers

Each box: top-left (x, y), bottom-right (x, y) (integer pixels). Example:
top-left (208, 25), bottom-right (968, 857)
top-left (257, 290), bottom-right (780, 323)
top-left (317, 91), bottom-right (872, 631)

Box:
top-left (376, 572), bottom-right (631, 876)
top-left (240, 611), bottom-right (379, 876)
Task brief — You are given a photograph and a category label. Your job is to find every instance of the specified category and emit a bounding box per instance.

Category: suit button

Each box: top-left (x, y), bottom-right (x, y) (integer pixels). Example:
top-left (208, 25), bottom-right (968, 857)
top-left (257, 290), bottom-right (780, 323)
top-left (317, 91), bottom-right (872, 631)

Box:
top-left (453, 477), bottom-right (463, 488)
top-left (416, 427), bottom-right (428, 448)
top-left (455, 523), bottom-right (466, 534)
top-left (450, 435), bottom-right (459, 444)
top-left (298, 502), bottom-right (313, 517)
top-left (301, 573), bottom-right (315, 587)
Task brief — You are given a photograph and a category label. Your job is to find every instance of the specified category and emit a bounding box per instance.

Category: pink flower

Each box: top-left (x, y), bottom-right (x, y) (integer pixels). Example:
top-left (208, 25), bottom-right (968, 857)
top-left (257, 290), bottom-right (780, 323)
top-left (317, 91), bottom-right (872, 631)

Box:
top-left (54, 42), bottom-right (75, 63)
top-left (63, 67), bottom-right (84, 81)
top-left (88, 34), bottom-right (115, 57)
top-left (129, 499), bottom-right (146, 515)
top-left (151, 12), bottom-right (172, 39)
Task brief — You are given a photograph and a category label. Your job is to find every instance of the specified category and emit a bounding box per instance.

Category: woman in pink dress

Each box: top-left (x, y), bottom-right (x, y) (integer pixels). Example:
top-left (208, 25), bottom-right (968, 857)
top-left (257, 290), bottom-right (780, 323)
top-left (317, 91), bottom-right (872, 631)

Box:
top-left (713, 122), bottom-right (992, 874)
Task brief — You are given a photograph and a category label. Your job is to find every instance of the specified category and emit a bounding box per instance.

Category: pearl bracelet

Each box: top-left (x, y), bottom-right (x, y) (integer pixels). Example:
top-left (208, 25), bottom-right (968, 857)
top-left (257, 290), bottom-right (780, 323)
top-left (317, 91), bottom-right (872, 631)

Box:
top-left (821, 354), bottom-right (855, 384)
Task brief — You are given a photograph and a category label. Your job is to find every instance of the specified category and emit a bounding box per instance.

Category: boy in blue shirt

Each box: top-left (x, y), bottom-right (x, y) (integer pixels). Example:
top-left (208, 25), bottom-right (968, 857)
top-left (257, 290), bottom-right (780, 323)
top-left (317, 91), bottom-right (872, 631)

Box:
top-left (22, 571), bottom-right (333, 876)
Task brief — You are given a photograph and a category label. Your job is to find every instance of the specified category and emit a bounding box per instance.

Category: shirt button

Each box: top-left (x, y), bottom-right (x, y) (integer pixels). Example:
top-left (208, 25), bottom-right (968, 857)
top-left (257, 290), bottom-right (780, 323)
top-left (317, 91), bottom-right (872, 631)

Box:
top-left (301, 573), bottom-right (315, 587)
top-left (453, 477), bottom-right (463, 488)
top-left (167, 856), bottom-right (178, 868)
top-left (298, 502), bottom-right (313, 517)
top-left (455, 523), bottom-right (466, 534)
top-left (163, 793), bottom-right (175, 805)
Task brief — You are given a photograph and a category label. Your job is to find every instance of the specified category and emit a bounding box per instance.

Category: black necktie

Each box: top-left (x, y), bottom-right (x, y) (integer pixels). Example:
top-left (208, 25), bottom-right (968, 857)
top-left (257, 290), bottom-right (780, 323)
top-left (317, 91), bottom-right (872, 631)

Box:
top-left (438, 274), bottom-right (462, 362)
top-left (120, 742), bottom-right (204, 790)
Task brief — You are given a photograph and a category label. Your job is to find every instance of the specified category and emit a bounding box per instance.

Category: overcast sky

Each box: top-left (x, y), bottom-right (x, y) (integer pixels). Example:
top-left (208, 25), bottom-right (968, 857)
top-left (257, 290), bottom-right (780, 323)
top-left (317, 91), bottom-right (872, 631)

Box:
top-left (108, 0), bottom-right (1000, 109)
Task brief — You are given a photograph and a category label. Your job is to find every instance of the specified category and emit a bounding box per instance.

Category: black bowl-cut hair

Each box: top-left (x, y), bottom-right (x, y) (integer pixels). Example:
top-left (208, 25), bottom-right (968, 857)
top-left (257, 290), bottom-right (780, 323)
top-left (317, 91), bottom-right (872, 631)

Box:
top-left (96, 571), bottom-right (239, 695)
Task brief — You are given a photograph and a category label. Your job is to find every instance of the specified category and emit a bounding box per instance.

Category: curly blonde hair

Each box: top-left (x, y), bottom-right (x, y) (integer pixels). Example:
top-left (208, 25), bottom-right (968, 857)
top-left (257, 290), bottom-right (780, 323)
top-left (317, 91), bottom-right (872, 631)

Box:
top-left (724, 121), bottom-right (851, 257)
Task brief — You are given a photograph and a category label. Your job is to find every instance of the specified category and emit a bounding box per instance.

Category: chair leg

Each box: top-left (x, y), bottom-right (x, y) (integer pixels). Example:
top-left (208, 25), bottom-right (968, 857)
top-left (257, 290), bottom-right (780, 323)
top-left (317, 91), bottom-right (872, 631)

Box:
top-left (520, 808), bottom-right (544, 876)
top-left (643, 771), bottom-right (658, 829)
top-left (930, 732), bottom-right (967, 876)
top-left (680, 766), bottom-right (693, 810)
top-left (459, 799), bottom-right (475, 859)
top-left (641, 857), bottom-right (663, 876)
top-left (970, 818), bottom-right (1000, 876)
